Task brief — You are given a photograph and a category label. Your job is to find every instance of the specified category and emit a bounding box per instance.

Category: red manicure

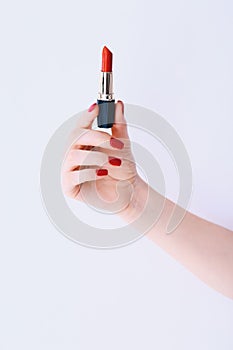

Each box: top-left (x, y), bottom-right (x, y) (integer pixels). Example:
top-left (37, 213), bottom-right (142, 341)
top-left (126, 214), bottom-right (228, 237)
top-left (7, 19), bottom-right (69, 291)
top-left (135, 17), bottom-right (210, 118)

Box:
top-left (109, 157), bottom-right (121, 166)
top-left (88, 103), bottom-right (97, 112)
top-left (96, 169), bottom-right (108, 176)
top-left (110, 137), bottom-right (124, 149)
top-left (118, 100), bottom-right (124, 114)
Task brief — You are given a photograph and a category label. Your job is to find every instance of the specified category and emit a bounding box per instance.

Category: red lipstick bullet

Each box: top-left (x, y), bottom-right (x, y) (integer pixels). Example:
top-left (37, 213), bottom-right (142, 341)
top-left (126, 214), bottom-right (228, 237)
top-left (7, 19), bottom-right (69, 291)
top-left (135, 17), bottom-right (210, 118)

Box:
top-left (97, 46), bottom-right (115, 128)
top-left (101, 46), bottom-right (113, 72)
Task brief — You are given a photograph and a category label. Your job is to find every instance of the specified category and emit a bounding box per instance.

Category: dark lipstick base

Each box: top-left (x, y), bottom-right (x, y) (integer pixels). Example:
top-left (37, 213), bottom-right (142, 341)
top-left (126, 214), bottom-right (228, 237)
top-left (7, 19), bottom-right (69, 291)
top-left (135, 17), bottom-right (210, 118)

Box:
top-left (97, 100), bottom-right (115, 128)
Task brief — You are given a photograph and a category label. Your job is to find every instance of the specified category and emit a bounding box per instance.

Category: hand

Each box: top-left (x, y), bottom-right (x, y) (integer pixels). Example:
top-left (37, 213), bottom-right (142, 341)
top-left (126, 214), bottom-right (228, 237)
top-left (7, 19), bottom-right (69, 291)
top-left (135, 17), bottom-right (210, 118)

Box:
top-left (61, 100), bottom-right (233, 299)
top-left (61, 101), bottom-right (138, 214)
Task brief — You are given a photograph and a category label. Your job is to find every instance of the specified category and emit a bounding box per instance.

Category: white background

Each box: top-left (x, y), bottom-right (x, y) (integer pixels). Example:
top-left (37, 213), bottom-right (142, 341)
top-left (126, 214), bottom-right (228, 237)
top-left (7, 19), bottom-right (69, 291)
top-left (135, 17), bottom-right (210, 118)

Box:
top-left (1, 0), bottom-right (233, 349)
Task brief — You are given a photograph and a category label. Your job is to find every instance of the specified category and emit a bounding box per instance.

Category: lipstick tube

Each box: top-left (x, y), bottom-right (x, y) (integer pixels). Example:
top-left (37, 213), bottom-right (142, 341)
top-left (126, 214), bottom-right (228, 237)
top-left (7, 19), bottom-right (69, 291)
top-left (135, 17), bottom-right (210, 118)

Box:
top-left (97, 47), bottom-right (115, 128)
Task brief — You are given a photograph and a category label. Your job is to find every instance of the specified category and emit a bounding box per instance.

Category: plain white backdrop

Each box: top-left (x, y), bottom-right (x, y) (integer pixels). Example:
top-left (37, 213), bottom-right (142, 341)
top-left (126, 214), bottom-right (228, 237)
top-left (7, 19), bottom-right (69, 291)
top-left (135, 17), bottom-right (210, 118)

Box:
top-left (0, 0), bottom-right (233, 349)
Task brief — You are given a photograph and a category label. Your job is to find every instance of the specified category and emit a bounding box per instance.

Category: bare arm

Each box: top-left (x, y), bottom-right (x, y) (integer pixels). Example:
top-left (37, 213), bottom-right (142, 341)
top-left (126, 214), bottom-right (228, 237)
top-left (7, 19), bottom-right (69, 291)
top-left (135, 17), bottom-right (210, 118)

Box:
top-left (120, 175), bottom-right (233, 299)
top-left (63, 101), bottom-right (233, 300)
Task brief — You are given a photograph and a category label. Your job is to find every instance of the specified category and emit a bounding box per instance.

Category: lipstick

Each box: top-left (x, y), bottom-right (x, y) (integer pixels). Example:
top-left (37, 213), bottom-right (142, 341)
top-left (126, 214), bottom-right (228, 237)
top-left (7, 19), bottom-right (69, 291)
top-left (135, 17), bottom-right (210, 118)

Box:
top-left (97, 46), bottom-right (115, 128)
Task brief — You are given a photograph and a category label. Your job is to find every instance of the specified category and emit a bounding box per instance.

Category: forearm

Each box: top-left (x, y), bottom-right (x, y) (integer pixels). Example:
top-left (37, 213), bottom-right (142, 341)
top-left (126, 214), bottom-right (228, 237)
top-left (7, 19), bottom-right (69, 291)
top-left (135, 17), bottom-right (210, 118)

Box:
top-left (120, 176), bottom-right (233, 299)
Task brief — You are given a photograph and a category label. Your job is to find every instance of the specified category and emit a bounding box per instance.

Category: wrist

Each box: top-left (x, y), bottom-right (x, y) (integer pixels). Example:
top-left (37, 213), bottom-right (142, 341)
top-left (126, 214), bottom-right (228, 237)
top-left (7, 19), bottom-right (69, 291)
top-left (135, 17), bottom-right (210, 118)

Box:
top-left (118, 174), bottom-right (169, 237)
top-left (118, 175), bottom-right (152, 223)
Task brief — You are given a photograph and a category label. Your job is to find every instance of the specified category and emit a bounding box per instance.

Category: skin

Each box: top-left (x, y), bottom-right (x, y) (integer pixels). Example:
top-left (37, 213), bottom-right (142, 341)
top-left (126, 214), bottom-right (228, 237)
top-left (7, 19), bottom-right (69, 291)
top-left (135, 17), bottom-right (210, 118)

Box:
top-left (61, 101), bottom-right (233, 300)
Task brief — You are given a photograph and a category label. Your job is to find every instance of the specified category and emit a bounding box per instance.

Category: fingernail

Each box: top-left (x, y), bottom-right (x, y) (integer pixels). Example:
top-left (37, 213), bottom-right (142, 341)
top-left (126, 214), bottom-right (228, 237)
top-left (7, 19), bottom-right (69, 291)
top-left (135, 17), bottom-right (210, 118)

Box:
top-left (118, 100), bottom-right (124, 114)
top-left (110, 137), bottom-right (124, 149)
top-left (109, 157), bottom-right (122, 166)
top-left (96, 169), bottom-right (108, 176)
top-left (88, 103), bottom-right (97, 112)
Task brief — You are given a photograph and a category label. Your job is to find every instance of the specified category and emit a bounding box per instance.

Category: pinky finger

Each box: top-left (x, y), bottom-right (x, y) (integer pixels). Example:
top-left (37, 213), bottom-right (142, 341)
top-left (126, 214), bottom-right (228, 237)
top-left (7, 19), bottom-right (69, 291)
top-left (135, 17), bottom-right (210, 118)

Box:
top-left (69, 168), bottom-right (108, 186)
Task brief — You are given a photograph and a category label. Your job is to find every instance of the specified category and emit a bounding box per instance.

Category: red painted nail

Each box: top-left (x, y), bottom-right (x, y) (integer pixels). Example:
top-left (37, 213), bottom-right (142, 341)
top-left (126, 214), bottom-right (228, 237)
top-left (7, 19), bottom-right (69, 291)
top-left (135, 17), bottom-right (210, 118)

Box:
top-left (96, 169), bottom-right (108, 176)
top-left (118, 100), bottom-right (124, 114)
top-left (110, 137), bottom-right (124, 149)
top-left (88, 103), bottom-right (97, 112)
top-left (109, 157), bottom-right (121, 166)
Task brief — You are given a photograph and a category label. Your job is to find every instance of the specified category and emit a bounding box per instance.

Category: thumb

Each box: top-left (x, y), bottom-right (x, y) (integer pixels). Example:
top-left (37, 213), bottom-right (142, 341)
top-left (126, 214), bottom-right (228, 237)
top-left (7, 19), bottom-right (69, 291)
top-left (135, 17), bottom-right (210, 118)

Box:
top-left (111, 100), bottom-right (129, 139)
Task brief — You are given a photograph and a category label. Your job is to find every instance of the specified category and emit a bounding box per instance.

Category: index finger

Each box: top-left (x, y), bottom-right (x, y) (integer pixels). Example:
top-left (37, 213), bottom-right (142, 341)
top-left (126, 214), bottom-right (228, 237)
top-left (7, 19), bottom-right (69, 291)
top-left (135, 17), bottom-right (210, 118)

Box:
top-left (76, 103), bottom-right (99, 129)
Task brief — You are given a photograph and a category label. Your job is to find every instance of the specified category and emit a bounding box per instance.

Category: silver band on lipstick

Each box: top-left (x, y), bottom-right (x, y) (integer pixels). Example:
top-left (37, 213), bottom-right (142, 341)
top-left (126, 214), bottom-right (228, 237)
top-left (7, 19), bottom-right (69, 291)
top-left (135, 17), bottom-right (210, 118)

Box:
top-left (98, 72), bottom-right (114, 100)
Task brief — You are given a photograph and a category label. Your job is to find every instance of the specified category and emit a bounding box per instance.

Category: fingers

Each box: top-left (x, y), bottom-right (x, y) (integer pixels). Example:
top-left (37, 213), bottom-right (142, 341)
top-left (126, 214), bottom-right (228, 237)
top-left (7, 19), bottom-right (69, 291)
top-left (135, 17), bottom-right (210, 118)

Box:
top-left (70, 101), bottom-right (129, 152)
top-left (72, 129), bottom-right (124, 151)
top-left (66, 168), bottom-right (108, 186)
top-left (75, 103), bottom-right (99, 129)
top-left (111, 100), bottom-right (129, 139)
top-left (62, 100), bottom-right (133, 201)
top-left (62, 166), bottom-right (109, 199)
top-left (64, 149), bottom-right (108, 170)
top-left (67, 104), bottom-right (99, 148)
top-left (74, 100), bottom-right (129, 137)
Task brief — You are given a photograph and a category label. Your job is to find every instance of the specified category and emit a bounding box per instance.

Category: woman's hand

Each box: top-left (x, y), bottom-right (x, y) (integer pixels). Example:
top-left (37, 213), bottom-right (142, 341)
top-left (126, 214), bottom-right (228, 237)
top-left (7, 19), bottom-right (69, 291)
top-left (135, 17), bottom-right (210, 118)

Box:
top-left (61, 101), bottom-right (138, 214)
top-left (61, 100), bottom-right (233, 299)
